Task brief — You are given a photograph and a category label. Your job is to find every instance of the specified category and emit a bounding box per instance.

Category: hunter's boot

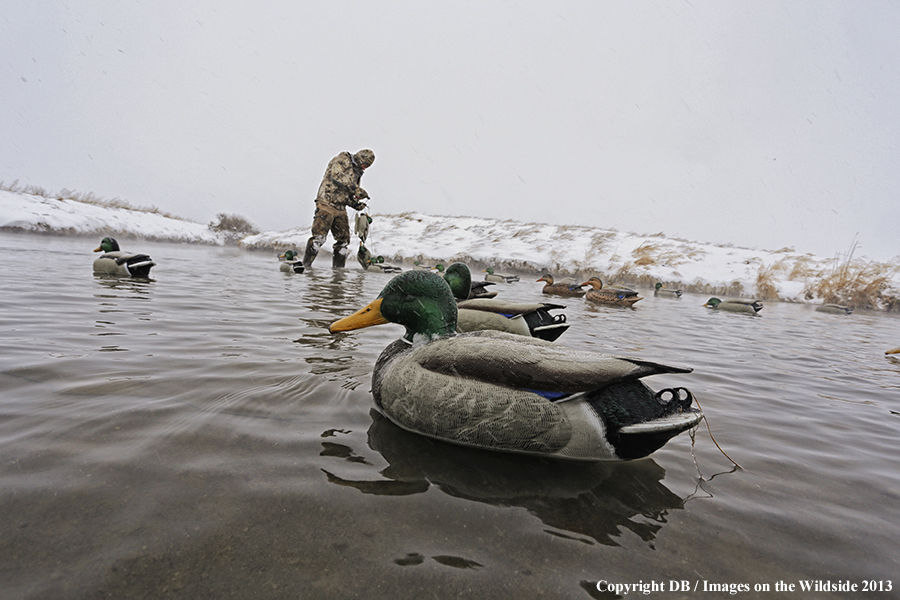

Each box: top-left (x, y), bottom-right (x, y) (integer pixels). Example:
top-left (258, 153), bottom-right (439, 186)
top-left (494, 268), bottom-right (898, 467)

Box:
top-left (332, 246), bottom-right (348, 269)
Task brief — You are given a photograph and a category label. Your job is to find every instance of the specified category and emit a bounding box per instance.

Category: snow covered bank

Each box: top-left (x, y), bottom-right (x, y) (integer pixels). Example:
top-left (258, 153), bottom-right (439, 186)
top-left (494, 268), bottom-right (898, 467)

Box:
top-left (2, 189), bottom-right (898, 309)
top-left (0, 189), bottom-right (223, 244)
top-left (241, 212), bottom-right (900, 310)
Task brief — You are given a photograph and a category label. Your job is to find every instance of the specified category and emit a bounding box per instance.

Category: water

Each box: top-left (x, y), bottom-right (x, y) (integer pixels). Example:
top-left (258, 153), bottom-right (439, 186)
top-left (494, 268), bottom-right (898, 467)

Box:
top-left (1, 232), bottom-right (898, 599)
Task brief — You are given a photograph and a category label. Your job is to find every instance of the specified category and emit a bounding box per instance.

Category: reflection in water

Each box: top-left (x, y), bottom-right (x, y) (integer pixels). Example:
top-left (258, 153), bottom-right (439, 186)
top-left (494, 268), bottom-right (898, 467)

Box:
top-left (293, 269), bottom-right (397, 384)
top-left (323, 410), bottom-right (686, 547)
top-left (300, 268), bottom-right (369, 318)
top-left (294, 321), bottom-right (359, 353)
top-left (292, 270), bottom-right (374, 376)
top-left (391, 552), bottom-right (483, 569)
top-left (319, 442), bottom-right (372, 464)
top-left (92, 274), bottom-right (155, 299)
top-left (91, 275), bottom-right (157, 352)
top-left (431, 555), bottom-right (484, 569)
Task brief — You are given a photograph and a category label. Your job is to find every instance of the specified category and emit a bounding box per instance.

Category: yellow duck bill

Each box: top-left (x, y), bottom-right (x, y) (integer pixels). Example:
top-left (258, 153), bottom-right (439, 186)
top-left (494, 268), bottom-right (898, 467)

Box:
top-left (330, 298), bottom-right (389, 332)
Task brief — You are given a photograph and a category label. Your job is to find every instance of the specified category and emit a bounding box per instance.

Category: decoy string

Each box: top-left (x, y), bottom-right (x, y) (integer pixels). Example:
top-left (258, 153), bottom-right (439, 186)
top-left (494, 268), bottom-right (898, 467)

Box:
top-left (692, 396), bottom-right (744, 471)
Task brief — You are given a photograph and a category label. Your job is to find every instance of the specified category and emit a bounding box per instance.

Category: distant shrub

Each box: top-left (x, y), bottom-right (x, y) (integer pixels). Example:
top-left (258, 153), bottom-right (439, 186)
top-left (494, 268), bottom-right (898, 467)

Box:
top-left (209, 213), bottom-right (259, 243)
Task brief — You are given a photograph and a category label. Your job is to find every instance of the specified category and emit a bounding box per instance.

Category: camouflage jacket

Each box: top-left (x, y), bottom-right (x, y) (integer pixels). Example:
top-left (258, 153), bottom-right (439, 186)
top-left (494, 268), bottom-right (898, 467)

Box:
top-left (315, 152), bottom-right (367, 212)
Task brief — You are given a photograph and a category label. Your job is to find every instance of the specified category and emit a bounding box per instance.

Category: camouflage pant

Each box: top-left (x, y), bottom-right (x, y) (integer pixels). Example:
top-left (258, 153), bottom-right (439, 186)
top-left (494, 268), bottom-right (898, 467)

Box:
top-left (304, 206), bottom-right (351, 267)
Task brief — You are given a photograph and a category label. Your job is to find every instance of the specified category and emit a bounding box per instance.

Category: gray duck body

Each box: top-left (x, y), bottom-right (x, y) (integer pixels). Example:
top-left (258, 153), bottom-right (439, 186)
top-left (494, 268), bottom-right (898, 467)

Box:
top-left (92, 237), bottom-right (155, 278)
top-left (370, 330), bottom-right (701, 461)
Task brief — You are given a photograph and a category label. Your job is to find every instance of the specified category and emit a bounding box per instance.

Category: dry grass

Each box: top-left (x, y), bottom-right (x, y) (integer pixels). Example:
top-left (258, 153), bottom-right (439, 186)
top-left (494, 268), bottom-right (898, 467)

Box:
top-left (512, 224), bottom-right (545, 238)
top-left (632, 243), bottom-right (659, 267)
top-left (553, 225), bottom-right (577, 242)
top-left (788, 255), bottom-right (820, 280)
top-left (755, 265), bottom-right (780, 300)
top-left (422, 221), bottom-right (445, 237)
top-left (807, 259), bottom-right (900, 310)
top-left (630, 241), bottom-right (701, 269)
top-left (612, 261), bottom-right (635, 282)
top-left (588, 231), bottom-right (615, 251)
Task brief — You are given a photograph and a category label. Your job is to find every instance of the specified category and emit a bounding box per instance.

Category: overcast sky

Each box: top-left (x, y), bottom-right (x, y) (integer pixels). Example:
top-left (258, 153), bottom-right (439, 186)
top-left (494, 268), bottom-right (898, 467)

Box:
top-left (3, 1), bottom-right (898, 261)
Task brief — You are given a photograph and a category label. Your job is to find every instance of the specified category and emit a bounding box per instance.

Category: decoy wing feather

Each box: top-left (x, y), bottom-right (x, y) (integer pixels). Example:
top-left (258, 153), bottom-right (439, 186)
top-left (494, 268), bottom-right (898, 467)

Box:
top-left (456, 299), bottom-right (564, 315)
top-left (412, 331), bottom-right (690, 393)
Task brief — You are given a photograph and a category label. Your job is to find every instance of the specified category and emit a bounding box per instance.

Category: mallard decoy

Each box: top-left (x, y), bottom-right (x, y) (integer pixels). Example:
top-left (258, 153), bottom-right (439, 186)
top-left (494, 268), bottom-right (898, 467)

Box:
top-left (816, 304), bottom-right (852, 315)
top-left (885, 347), bottom-right (900, 355)
top-left (443, 262), bottom-right (569, 341)
top-left (92, 237), bottom-right (156, 278)
top-left (434, 263), bottom-right (497, 299)
top-left (654, 282), bottom-right (683, 298)
top-left (356, 243), bottom-right (402, 273)
top-left (484, 267), bottom-right (519, 283)
top-left (412, 260), bottom-right (433, 270)
top-left (278, 250), bottom-right (305, 273)
top-left (703, 297), bottom-right (763, 314)
top-left (582, 277), bottom-right (642, 307)
top-left (456, 298), bottom-right (570, 342)
top-left (329, 271), bottom-right (701, 461)
top-left (536, 274), bottom-right (586, 297)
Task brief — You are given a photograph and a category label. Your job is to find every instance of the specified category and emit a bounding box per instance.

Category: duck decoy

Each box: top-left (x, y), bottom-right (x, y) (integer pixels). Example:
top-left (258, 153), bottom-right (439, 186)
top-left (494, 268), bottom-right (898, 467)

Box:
top-left (886, 347), bottom-right (900, 356)
top-left (92, 237), bottom-right (156, 278)
top-left (703, 297), bottom-right (763, 314)
top-left (536, 274), bottom-right (586, 297)
top-left (815, 304), bottom-right (852, 315)
top-left (443, 262), bottom-right (569, 341)
top-left (412, 260), bottom-right (433, 270)
top-left (654, 282), bottom-right (683, 298)
top-left (278, 250), bottom-right (305, 273)
top-left (356, 242), bottom-right (402, 273)
top-left (434, 263), bottom-right (497, 298)
top-left (582, 277), bottom-right (642, 307)
top-left (483, 267), bottom-right (519, 283)
top-left (329, 270), bottom-right (702, 461)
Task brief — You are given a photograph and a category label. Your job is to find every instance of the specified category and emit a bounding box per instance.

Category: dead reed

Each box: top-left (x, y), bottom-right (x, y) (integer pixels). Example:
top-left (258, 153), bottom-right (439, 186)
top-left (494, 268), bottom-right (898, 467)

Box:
top-left (807, 259), bottom-right (899, 310)
top-left (755, 264), bottom-right (780, 300)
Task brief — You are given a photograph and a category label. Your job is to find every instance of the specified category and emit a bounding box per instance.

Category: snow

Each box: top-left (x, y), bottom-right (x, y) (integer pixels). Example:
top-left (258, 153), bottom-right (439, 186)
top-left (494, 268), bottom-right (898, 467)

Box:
top-left (3, 189), bottom-right (898, 307)
top-left (0, 189), bottom-right (221, 244)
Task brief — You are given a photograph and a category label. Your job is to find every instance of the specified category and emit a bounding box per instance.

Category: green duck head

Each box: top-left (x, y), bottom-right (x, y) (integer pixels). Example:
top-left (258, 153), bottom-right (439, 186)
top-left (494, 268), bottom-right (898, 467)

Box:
top-left (484, 267), bottom-right (495, 275)
top-left (330, 270), bottom-right (458, 342)
top-left (94, 237), bottom-right (120, 253)
top-left (433, 263), bottom-right (445, 272)
top-left (655, 282), bottom-right (663, 290)
top-left (442, 262), bottom-right (472, 301)
top-left (279, 250), bottom-right (298, 261)
top-left (704, 297), bottom-right (722, 308)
